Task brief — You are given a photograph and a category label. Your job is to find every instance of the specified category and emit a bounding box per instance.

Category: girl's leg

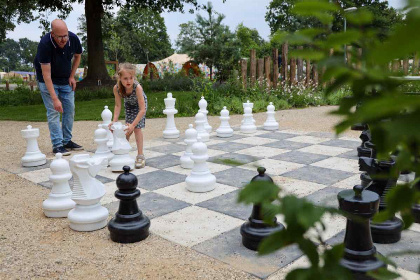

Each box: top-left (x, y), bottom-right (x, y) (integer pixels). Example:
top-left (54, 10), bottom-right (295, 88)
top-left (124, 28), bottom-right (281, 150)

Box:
top-left (134, 128), bottom-right (144, 155)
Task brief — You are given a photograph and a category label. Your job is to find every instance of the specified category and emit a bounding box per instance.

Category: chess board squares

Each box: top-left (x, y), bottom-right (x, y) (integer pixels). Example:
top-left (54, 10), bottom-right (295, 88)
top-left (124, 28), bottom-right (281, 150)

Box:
top-left (101, 181), bottom-right (149, 205)
top-left (335, 150), bottom-right (359, 160)
top-left (267, 255), bottom-right (310, 280)
top-left (304, 187), bottom-right (343, 208)
top-left (130, 149), bottom-right (165, 159)
top-left (304, 213), bottom-right (346, 243)
top-left (164, 162), bottom-right (232, 176)
top-left (97, 166), bottom-right (158, 180)
top-left (104, 192), bottom-right (190, 220)
top-left (154, 182), bottom-right (237, 205)
top-left (13, 159), bottom-right (51, 175)
top-left (143, 139), bottom-right (170, 149)
top-left (209, 153), bottom-right (262, 167)
top-left (192, 227), bottom-right (304, 279)
top-left (215, 134), bottom-right (248, 141)
top-left (320, 139), bottom-right (361, 149)
top-left (258, 132), bottom-right (298, 140)
top-left (338, 136), bottom-right (360, 142)
top-left (214, 168), bottom-right (259, 188)
top-left (207, 142), bottom-right (254, 153)
top-left (136, 170), bottom-right (187, 191)
top-left (263, 140), bottom-right (312, 150)
top-left (172, 148), bottom-right (227, 158)
top-left (286, 135), bottom-right (330, 144)
top-left (18, 168), bottom-right (52, 184)
top-left (272, 176), bottom-right (328, 198)
top-left (145, 154), bottom-right (181, 169)
top-left (297, 144), bottom-right (353, 156)
top-left (310, 157), bottom-right (360, 173)
top-left (235, 146), bottom-right (290, 158)
top-left (239, 159), bottom-right (305, 176)
top-left (196, 190), bottom-right (250, 220)
top-left (331, 174), bottom-right (362, 189)
top-left (150, 206), bottom-right (244, 247)
top-left (282, 166), bottom-right (356, 186)
top-left (236, 130), bottom-right (268, 136)
top-left (230, 136), bottom-right (278, 146)
top-left (277, 129), bottom-right (309, 135)
top-left (147, 143), bottom-right (187, 154)
top-left (307, 131), bottom-right (337, 138)
top-left (271, 151), bottom-right (329, 165)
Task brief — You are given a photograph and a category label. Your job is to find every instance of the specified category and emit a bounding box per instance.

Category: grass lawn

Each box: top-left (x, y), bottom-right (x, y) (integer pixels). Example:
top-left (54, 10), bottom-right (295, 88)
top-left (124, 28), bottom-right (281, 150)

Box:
top-left (0, 91), bottom-right (199, 122)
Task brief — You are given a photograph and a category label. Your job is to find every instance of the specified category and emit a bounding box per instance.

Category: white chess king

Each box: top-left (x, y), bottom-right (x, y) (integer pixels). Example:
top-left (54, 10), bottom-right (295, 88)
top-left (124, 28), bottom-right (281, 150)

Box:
top-left (163, 92), bottom-right (180, 139)
top-left (21, 125), bottom-right (46, 167)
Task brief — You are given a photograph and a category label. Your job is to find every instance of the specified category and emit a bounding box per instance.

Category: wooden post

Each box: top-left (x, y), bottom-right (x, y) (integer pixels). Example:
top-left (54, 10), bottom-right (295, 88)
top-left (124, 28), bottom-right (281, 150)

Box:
top-left (83, 66), bottom-right (88, 78)
top-left (30, 81), bottom-right (34, 91)
top-left (305, 59), bottom-right (311, 86)
top-left (403, 58), bottom-right (409, 75)
top-left (290, 58), bottom-right (297, 85)
top-left (346, 46), bottom-right (352, 66)
top-left (297, 46), bottom-right (303, 82)
top-left (272, 48), bottom-right (279, 89)
top-left (264, 56), bottom-right (271, 88)
top-left (250, 49), bottom-right (256, 87)
top-left (5, 80), bottom-right (9, 91)
top-left (241, 59), bottom-right (247, 89)
top-left (313, 64), bottom-right (318, 86)
top-left (392, 59), bottom-right (400, 72)
top-left (357, 48), bottom-right (363, 69)
top-left (257, 58), bottom-right (264, 87)
top-left (281, 43), bottom-right (288, 83)
top-left (414, 53), bottom-right (419, 75)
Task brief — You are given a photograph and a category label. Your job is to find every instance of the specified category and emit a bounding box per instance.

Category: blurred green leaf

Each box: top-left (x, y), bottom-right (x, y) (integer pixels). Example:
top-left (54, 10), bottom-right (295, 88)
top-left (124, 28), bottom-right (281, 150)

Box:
top-left (346, 8), bottom-right (374, 25)
top-left (238, 181), bottom-right (280, 204)
top-left (366, 267), bottom-right (400, 280)
top-left (289, 49), bottom-right (325, 60)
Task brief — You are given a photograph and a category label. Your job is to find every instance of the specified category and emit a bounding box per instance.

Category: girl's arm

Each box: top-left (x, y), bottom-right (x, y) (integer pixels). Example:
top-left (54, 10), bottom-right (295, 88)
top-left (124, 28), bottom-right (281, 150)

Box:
top-left (125, 84), bottom-right (146, 135)
top-left (110, 85), bottom-right (122, 129)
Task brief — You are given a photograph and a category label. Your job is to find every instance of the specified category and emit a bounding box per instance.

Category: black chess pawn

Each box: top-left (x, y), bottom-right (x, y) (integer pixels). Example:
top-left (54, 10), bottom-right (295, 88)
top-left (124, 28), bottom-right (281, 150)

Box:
top-left (338, 185), bottom-right (386, 279)
top-left (360, 157), bottom-right (404, 243)
top-left (412, 173), bottom-right (420, 224)
top-left (108, 166), bottom-right (150, 243)
top-left (240, 167), bottom-right (285, 251)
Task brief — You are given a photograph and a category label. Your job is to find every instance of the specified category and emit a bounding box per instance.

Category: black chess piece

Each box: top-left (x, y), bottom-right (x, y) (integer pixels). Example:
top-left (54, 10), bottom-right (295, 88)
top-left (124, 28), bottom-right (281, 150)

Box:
top-left (351, 123), bottom-right (368, 131)
top-left (338, 185), bottom-right (386, 279)
top-left (108, 166), bottom-right (150, 243)
top-left (359, 157), bottom-right (404, 243)
top-left (412, 173), bottom-right (420, 224)
top-left (359, 141), bottom-right (376, 188)
top-left (240, 167), bottom-right (285, 251)
top-left (357, 130), bottom-right (372, 158)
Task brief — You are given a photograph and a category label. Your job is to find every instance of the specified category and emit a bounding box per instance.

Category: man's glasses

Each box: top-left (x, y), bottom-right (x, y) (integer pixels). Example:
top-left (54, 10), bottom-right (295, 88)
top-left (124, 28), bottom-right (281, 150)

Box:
top-left (53, 33), bottom-right (69, 41)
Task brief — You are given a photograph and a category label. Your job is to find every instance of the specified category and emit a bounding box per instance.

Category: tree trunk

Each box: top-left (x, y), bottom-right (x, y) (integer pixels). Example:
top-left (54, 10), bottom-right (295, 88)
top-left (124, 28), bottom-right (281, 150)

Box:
top-left (78, 0), bottom-right (112, 88)
top-left (297, 46), bottom-right (303, 82)
top-left (272, 48), bottom-right (278, 89)
top-left (250, 49), bottom-right (256, 87)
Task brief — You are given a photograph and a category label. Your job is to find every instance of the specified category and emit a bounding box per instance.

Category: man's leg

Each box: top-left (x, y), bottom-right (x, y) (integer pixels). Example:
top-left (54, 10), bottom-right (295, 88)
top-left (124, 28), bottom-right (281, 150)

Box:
top-left (38, 81), bottom-right (63, 149)
top-left (58, 84), bottom-right (75, 145)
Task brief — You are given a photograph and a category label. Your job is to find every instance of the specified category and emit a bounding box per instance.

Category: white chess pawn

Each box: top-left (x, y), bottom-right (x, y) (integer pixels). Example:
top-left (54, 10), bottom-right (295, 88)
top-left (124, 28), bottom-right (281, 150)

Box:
top-left (180, 124), bottom-right (197, 169)
top-left (42, 153), bottom-right (75, 218)
top-left (67, 154), bottom-right (108, 231)
top-left (240, 106), bottom-right (257, 134)
top-left (92, 124), bottom-right (113, 165)
top-left (195, 112), bottom-right (209, 142)
top-left (101, 106), bottom-right (113, 148)
top-left (198, 96), bottom-right (212, 133)
top-left (21, 125), bottom-right (47, 167)
top-left (109, 122), bottom-right (135, 172)
top-left (163, 92), bottom-right (180, 139)
top-left (263, 102), bottom-right (279, 131)
top-left (185, 136), bottom-right (216, 193)
top-left (216, 106), bottom-right (233, 138)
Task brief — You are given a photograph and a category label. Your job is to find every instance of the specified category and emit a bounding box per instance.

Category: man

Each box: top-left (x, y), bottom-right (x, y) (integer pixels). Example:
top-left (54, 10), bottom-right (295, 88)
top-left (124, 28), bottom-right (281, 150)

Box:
top-left (34, 19), bottom-right (83, 155)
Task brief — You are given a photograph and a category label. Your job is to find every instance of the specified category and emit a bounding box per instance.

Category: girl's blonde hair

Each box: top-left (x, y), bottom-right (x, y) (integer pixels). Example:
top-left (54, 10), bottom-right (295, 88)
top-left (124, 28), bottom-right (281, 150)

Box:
top-left (116, 62), bottom-right (137, 97)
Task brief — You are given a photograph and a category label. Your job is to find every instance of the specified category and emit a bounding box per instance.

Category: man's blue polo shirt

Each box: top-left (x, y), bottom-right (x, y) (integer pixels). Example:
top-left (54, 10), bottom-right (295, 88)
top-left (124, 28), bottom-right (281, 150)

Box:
top-left (34, 31), bottom-right (83, 85)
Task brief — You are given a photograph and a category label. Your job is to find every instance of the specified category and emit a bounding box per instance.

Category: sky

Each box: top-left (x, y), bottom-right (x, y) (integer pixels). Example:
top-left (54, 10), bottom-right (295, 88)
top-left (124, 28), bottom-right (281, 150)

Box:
top-left (6, 0), bottom-right (407, 48)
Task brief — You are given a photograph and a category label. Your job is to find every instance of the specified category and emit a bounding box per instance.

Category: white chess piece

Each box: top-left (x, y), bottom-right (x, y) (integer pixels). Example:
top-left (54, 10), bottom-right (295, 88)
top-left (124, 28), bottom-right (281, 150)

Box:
top-left (109, 122), bottom-right (135, 172)
top-left (67, 154), bottom-right (108, 231)
top-left (42, 153), bottom-right (75, 218)
top-left (180, 124), bottom-right (197, 169)
top-left (263, 102), bottom-right (279, 131)
top-left (195, 112), bottom-right (209, 142)
top-left (185, 136), bottom-right (216, 193)
top-left (101, 106), bottom-right (113, 148)
top-left (198, 96), bottom-right (212, 133)
top-left (240, 104), bottom-right (257, 134)
top-left (92, 124), bottom-right (113, 164)
top-left (21, 125), bottom-right (47, 167)
top-left (163, 92), bottom-right (180, 139)
top-left (216, 106), bottom-right (233, 138)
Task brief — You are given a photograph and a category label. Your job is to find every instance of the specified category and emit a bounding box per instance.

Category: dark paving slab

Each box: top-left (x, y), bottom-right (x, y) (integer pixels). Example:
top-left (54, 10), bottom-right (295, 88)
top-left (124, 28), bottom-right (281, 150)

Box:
top-left (136, 170), bottom-right (186, 191)
top-left (304, 187), bottom-right (342, 209)
top-left (263, 140), bottom-right (312, 150)
top-left (147, 143), bottom-right (187, 154)
top-left (197, 190), bottom-right (250, 220)
top-left (209, 153), bottom-right (261, 166)
top-left (321, 139), bottom-right (361, 149)
top-left (258, 132), bottom-right (298, 140)
top-left (208, 142), bottom-right (254, 152)
top-left (145, 154), bottom-right (180, 169)
top-left (282, 166), bottom-right (354, 186)
top-left (214, 168), bottom-right (257, 188)
top-left (271, 151), bottom-right (330, 165)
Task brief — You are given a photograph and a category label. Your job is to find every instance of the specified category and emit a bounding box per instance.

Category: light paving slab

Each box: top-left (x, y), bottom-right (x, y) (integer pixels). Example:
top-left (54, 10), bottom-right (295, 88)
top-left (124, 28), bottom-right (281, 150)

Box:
top-left (311, 157), bottom-right (360, 173)
top-left (273, 176), bottom-right (328, 198)
top-left (287, 135), bottom-right (330, 144)
top-left (239, 159), bottom-right (305, 176)
top-left (164, 162), bottom-right (232, 176)
top-left (231, 136), bottom-right (278, 146)
top-left (235, 146), bottom-right (290, 158)
top-left (18, 168), bottom-right (52, 184)
top-left (332, 174), bottom-right (361, 189)
top-left (97, 166), bottom-right (158, 180)
top-left (297, 145), bottom-right (352, 156)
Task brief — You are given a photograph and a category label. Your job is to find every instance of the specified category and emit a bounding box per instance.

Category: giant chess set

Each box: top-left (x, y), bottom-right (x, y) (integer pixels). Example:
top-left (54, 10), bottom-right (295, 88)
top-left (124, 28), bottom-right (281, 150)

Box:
top-left (16, 93), bottom-right (420, 279)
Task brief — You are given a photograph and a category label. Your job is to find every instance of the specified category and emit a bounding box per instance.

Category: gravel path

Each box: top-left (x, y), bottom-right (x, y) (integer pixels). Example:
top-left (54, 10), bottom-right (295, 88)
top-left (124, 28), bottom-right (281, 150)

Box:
top-left (0, 106), bottom-right (359, 279)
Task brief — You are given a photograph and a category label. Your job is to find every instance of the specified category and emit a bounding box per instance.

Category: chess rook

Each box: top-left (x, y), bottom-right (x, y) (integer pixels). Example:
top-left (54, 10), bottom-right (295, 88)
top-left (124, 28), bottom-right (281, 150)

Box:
top-left (185, 136), bottom-right (216, 193)
top-left (67, 154), bottom-right (108, 231)
top-left (338, 185), bottom-right (386, 278)
top-left (92, 124), bottom-right (113, 165)
top-left (180, 124), bottom-right (197, 169)
top-left (263, 102), bottom-right (279, 131)
top-left (198, 96), bottom-right (212, 133)
top-left (240, 103), bottom-right (257, 134)
top-left (240, 167), bottom-right (285, 251)
top-left (216, 106), bottom-right (233, 138)
top-left (42, 153), bottom-right (75, 218)
top-left (21, 125), bottom-right (47, 167)
top-left (195, 112), bottom-right (209, 142)
top-left (101, 105), bottom-right (113, 148)
top-left (163, 92), bottom-right (180, 139)
top-left (108, 166), bottom-right (150, 243)
top-left (109, 122), bottom-right (134, 172)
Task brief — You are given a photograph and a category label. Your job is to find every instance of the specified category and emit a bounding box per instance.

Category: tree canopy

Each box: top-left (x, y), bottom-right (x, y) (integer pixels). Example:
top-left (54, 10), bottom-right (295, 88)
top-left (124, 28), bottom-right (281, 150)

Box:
top-left (0, 38), bottom-right (38, 71)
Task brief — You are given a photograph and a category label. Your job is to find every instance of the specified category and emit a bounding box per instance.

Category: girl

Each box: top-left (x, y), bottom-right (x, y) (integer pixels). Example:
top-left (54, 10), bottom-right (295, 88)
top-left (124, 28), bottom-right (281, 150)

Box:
top-left (109, 63), bottom-right (147, 168)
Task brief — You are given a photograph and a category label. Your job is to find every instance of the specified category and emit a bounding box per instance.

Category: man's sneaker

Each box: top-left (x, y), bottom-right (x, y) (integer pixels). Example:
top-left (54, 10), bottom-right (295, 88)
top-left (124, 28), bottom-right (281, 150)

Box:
top-left (53, 146), bottom-right (71, 156)
top-left (64, 140), bottom-right (84, 151)
top-left (135, 155), bottom-right (146, 169)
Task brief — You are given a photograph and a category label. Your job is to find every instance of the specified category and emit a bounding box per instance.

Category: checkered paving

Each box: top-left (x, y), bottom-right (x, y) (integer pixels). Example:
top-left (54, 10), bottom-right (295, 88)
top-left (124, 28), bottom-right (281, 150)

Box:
top-left (15, 128), bottom-right (420, 279)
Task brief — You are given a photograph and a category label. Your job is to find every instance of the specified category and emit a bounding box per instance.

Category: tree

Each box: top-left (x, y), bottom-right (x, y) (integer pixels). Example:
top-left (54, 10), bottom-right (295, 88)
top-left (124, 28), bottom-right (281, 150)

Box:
top-left (18, 38), bottom-right (38, 69)
top-left (0, 39), bottom-right (21, 71)
top-left (176, 21), bottom-right (199, 53)
top-left (3, 0), bottom-right (203, 86)
top-left (0, 0), bottom-right (37, 43)
top-left (235, 23), bottom-right (265, 57)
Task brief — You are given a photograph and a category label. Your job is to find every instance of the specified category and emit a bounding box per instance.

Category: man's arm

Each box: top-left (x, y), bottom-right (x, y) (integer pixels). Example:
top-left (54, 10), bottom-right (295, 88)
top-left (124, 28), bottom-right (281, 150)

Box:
top-left (69, 53), bottom-right (81, 91)
top-left (41, 63), bottom-right (63, 113)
